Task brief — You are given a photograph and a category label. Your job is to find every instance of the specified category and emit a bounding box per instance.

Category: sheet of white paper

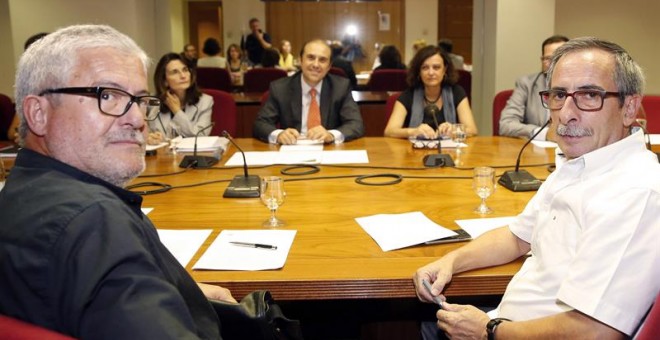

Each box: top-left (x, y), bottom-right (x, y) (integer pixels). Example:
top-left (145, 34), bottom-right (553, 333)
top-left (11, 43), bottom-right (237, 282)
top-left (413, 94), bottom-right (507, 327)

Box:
top-left (294, 138), bottom-right (324, 145)
top-left (141, 208), bottom-right (154, 215)
top-left (279, 144), bottom-right (324, 152)
top-left (193, 229), bottom-right (297, 271)
top-left (157, 229), bottom-right (213, 267)
top-left (355, 211), bottom-right (457, 251)
top-left (176, 136), bottom-right (229, 152)
top-left (531, 140), bottom-right (558, 148)
top-left (224, 150), bottom-right (369, 166)
top-left (275, 151), bottom-right (323, 164)
top-left (454, 216), bottom-right (517, 239)
top-left (319, 150), bottom-right (369, 164)
top-left (649, 134), bottom-right (660, 145)
top-left (146, 142), bottom-right (168, 152)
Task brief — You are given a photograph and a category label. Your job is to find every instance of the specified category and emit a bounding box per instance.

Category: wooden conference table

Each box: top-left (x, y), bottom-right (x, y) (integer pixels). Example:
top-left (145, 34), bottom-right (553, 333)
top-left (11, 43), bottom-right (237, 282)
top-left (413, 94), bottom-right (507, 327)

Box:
top-left (137, 136), bottom-right (555, 301)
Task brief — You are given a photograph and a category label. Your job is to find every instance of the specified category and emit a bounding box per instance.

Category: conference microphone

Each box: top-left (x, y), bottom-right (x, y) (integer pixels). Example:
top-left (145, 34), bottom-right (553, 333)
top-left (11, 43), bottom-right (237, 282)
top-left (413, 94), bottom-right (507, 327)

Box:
top-left (178, 122), bottom-right (219, 168)
top-left (422, 104), bottom-right (454, 167)
top-left (222, 131), bottom-right (261, 198)
top-left (498, 119), bottom-right (551, 191)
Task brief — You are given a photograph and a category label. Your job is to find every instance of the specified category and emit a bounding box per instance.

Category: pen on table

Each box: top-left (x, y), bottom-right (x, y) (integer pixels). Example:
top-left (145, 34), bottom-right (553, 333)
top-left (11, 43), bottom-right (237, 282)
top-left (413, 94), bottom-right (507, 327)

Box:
top-left (229, 241), bottom-right (278, 250)
top-left (422, 279), bottom-right (443, 307)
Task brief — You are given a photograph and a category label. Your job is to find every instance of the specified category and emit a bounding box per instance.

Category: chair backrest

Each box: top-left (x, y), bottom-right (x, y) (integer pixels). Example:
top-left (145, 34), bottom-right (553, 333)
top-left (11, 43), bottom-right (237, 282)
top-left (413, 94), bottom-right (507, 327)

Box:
top-left (367, 69), bottom-right (408, 92)
top-left (636, 294), bottom-right (660, 339)
top-left (0, 93), bottom-right (15, 141)
top-left (492, 89), bottom-right (514, 136)
top-left (385, 92), bottom-right (401, 123)
top-left (0, 315), bottom-right (76, 340)
top-left (243, 68), bottom-right (288, 93)
top-left (260, 91), bottom-right (270, 106)
top-left (201, 89), bottom-right (237, 136)
top-left (641, 95), bottom-right (660, 134)
top-left (328, 67), bottom-right (347, 78)
top-left (196, 67), bottom-right (232, 92)
top-left (457, 69), bottom-right (472, 103)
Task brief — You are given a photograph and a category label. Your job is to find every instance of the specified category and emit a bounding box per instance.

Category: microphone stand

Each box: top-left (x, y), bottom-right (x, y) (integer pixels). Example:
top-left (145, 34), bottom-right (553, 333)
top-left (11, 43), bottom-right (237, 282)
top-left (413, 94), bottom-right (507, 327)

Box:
top-left (222, 131), bottom-right (261, 198)
top-left (498, 119), bottom-right (551, 191)
top-left (178, 123), bottom-right (219, 168)
top-left (422, 104), bottom-right (454, 167)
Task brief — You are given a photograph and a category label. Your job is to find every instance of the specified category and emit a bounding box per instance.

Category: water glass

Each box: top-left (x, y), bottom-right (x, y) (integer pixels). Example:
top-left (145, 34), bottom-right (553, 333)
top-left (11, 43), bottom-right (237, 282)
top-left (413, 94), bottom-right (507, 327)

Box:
top-left (261, 176), bottom-right (286, 227)
top-left (473, 166), bottom-right (495, 214)
top-left (452, 123), bottom-right (467, 145)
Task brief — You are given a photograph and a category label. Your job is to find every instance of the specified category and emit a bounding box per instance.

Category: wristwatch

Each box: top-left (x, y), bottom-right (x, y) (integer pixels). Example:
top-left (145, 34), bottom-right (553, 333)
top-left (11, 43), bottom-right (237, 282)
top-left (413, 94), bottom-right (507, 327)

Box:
top-left (486, 318), bottom-right (511, 340)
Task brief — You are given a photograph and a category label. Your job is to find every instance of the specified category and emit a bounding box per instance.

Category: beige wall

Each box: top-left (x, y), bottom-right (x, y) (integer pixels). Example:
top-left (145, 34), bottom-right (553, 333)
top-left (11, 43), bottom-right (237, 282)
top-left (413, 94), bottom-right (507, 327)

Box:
top-left (0, 0), bottom-right (15, 97)
top-left (222, 0), bottom-right (266, 53)
top-left (554, 0), bottom-right (660, 95)
top-left (404, 0), bottom-right (437, 63)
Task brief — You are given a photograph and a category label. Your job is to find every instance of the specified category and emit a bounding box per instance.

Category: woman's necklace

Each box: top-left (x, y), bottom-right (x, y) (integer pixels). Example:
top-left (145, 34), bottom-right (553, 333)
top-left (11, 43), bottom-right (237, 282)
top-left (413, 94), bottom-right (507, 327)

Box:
top-left (424, 90), bottom-right (441, 105)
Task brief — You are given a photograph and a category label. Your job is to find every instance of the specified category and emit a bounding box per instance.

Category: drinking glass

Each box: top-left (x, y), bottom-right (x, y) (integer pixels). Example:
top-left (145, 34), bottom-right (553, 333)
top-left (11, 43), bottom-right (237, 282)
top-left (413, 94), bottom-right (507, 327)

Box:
top-left (260, 176), bottom-right (286, 227)
top-left (473, 166), bottom-right (495, 214)
top-left (452, 123), bottom-right (467, 145)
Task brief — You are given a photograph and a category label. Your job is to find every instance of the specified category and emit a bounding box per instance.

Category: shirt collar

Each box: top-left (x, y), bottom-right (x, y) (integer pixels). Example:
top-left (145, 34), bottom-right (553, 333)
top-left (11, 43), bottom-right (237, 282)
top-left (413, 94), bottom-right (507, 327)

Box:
top-left (301, 76), bottom-right (323, 96)
top-left (14, 148), bottom-right (144, 210)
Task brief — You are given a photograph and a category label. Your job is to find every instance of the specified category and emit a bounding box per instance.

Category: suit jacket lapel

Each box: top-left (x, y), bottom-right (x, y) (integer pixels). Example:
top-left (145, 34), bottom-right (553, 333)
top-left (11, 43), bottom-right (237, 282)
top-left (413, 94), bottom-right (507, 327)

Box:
top-left (319, 77), bottom-right (331, 126)
top-left (290, 74), bottom-right (303, 130)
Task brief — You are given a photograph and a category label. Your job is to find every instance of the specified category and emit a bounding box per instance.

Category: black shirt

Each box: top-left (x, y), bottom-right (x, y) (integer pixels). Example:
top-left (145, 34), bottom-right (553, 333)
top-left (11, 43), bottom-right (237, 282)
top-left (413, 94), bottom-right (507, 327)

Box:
top-left (0, 149), bottom-right (221, 339)
top-left (397, 84), bottom-right (467, 128)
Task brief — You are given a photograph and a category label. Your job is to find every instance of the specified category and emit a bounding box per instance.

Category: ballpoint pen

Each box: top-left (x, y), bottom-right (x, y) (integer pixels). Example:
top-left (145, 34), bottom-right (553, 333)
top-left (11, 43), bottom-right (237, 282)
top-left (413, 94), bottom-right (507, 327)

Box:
top-left (229, 241), bottom-right (278, 250)
top-left (422, 279), bottom-right (443, 307)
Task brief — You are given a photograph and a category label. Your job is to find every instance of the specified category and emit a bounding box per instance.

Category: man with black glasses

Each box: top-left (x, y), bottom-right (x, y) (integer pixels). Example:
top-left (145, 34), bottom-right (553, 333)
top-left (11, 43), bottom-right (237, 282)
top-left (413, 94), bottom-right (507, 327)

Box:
top-left (415, 37), bottom-right (660, 339)
top-left (0, 24), bottom-right (236, 338)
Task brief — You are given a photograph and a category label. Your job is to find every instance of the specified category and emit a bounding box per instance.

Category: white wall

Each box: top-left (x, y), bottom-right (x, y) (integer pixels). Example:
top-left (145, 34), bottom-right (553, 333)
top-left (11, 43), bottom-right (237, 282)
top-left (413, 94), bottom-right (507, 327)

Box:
top-left (0, 0), bottom-right (16, 97)
top-left (403, 0), bottom-right (438, 63)
top-left (473, 0), bottom-right (555, 135)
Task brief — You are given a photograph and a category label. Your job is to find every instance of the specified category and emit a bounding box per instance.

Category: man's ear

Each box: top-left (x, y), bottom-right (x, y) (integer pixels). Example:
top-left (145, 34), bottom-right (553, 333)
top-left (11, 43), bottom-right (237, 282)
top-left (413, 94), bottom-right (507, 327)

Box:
top-left (22, 95), bottom-right (50, 137)
top-left (623, 94), bottom-right (642, 126)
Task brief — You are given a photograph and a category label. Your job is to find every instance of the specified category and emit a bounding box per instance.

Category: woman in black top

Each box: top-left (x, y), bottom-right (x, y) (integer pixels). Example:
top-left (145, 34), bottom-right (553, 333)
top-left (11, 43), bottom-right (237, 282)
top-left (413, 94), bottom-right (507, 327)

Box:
top-left (384, 45), bottom-right (477, 139)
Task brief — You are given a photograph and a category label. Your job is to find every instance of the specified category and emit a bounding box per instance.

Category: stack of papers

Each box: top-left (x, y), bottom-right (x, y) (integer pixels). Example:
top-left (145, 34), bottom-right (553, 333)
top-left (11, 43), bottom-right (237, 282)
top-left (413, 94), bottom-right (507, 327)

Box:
top-left (175, 136), bottom-right (229, 153)
top-left (157, 229), bottom-right (213, 267)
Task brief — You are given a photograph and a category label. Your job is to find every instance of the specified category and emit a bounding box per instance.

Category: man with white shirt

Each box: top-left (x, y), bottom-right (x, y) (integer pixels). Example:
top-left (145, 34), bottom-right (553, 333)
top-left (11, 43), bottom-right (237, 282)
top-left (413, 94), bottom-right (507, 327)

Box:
top-left (253, 39), bottom-right (364, 145)
top-left (415, 37), bottom-right (660, 339)
top-left (499, 35), bottom-right (569, 140)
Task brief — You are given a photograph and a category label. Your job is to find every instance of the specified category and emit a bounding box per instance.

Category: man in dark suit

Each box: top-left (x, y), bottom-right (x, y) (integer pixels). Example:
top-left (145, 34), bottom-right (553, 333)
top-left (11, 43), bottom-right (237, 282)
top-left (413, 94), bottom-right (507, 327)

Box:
top-left (253, 39), bottom-right (365, 145)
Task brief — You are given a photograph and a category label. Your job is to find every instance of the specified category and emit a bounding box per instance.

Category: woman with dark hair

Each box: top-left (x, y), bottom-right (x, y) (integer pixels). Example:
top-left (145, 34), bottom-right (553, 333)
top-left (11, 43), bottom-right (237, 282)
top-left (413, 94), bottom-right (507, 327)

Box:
top-left (258, 47), bottom-right (281, 68)
top-left (197, 37), bottom-right (226, 68)
top-left (374, 45), bottom-right (406, 71)
top-left (384, 45), bottom-right (477, 139)
top-left (147, 53), bottom-right (213, 144)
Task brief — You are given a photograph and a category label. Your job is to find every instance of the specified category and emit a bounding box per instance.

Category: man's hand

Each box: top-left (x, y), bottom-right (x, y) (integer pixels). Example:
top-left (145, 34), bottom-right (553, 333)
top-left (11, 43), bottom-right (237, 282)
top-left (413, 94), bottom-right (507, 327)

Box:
top-left (413, 258), bottom-right (453, 304)
top-left (436, 302), bottom-right (490, 339)
top-left (306, 126), bottom-right (334, 143)
top-left (276, 128), bottom-right (301, 145)
top-left (197, 282), bottom-right (237, 303)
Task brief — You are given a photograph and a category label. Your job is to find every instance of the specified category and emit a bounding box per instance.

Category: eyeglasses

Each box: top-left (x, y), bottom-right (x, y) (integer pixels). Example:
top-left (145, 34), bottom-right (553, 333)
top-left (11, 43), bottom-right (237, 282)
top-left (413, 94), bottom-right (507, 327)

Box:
top-left (411, 138), bottom-right (440, 149)
top-left (539, 89), bottom-right (620, 112)
top-left (39, 87), bottom-right (161, 120)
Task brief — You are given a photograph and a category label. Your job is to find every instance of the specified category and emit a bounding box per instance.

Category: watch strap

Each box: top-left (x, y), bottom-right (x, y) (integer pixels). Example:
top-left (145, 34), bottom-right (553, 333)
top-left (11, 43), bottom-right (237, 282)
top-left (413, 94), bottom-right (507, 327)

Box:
top-left (486, 318), bottom-right (511, 340)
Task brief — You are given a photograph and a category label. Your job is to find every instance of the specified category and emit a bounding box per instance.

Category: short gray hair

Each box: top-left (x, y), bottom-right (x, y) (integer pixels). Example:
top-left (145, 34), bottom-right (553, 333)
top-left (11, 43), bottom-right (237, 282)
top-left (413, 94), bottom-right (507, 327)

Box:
top-left (15, 24), bottom-right (150, 141)
top-left (546, 36), bottom-right (645, 107)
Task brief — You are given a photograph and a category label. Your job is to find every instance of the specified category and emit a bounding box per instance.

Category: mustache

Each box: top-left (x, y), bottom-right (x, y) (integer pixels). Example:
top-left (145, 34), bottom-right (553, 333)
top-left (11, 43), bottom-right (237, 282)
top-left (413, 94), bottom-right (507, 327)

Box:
top-left (107, 129), bottom-right (146, 146)
top-left (556, 124), bottom-right (593, 137)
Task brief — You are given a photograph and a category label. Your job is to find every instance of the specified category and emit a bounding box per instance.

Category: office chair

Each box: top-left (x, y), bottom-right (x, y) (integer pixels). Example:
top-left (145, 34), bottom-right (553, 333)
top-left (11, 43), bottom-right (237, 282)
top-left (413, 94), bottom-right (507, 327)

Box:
top-left (201, 89), bottom-right (237, 136)
top-left (243, 68), bottom-right (287, 93)
top-left (384, 92), bottom-right (401, 123)
top-left (196, 67), bottom-right (233, 92)
top-left (642, 95), bottom-right (660, 133)
top-left (636, 293), bottom-right (660, 339)
top-left (492, 89), bottom-right (514, 136)
top-left (457, 69), bottom-right (472, 103)
top-left (367, 69), bottom-right (407, 91)
top-left (328, 67), bottom-right (348, 78)
top-left (0, 93), bottom-right (15, 141)
top-left (0, 315), bottom-right (75, 340)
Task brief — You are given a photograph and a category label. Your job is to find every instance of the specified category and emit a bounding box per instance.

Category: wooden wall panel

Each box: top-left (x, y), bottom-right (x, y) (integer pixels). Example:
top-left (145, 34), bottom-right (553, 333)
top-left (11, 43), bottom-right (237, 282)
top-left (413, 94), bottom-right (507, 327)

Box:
top-left (266, 0), bottom-right (404, 73)
top-left (438, 0), bottom-right (472, 64)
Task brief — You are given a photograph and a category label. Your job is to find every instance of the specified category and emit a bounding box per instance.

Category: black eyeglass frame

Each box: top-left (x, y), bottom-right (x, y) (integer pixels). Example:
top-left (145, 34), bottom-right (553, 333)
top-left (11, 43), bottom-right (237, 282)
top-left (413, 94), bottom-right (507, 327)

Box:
top-left (39, 86), bottom-right (161, 119)
top-left (539, 89), bottom-right (620, 112)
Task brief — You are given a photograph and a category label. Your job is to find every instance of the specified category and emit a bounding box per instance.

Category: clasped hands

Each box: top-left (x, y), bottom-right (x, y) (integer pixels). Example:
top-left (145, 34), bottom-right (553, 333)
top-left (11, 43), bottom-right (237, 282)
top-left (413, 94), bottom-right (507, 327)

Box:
top-left (414, 260), bottom-right (490, 339)
top-left (276, 126), bottom-right (334, 145)
top-left (411, 122), bottom-right (453, 140)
